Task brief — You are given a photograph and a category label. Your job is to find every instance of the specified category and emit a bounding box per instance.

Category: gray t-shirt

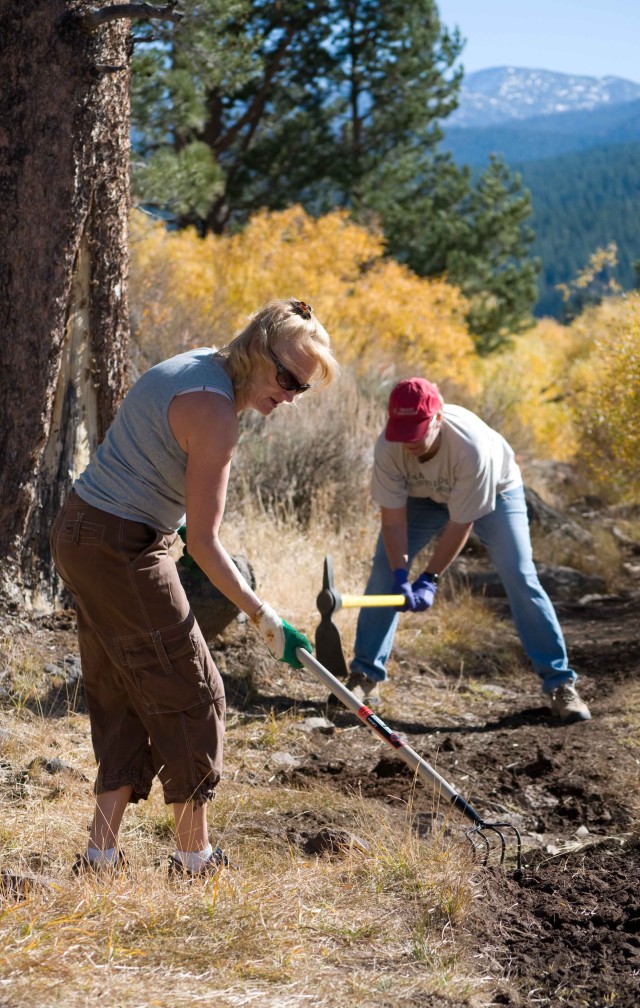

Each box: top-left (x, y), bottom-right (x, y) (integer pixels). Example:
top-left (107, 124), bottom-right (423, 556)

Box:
top-left (74, 348), bottom-right (234, 532)
top-left (370, 404), bottom-right (522, 523)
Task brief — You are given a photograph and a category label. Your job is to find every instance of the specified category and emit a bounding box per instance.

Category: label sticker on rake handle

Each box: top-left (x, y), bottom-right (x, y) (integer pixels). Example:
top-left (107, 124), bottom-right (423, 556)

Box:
top-left (360, 710), bottom-right (404, 749)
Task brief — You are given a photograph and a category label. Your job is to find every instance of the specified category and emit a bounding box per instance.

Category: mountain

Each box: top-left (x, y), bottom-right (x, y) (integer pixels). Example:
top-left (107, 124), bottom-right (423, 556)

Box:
top-left (443, 98), bottom-right (640, 167)
top-left (441, 68), bottom-right (640, 318)
top-left (448, 67), bottom-right (640, 129)
top-left (443, 68), bottom-right (640, 166)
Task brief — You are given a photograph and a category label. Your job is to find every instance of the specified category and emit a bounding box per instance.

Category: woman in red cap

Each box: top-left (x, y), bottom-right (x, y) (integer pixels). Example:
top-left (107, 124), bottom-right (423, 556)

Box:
top-left (347, 377), bottom-right (591, 725)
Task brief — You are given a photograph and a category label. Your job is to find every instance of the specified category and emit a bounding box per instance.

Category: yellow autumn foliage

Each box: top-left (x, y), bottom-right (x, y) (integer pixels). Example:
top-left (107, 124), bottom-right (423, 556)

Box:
top-left (129, 206), bottom-right (477, 394)
top-left (474, 292), bottom-right (640, 504)
top-left (568, 293), bottom-right (640, 502)
top-left (474, 317), bottom-right (584, 462)
top-left (556, 242), bottom-right (621, 305)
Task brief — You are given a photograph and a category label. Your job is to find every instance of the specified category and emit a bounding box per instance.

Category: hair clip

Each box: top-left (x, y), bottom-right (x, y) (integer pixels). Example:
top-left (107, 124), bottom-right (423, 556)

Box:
top-left (290, 299), bottom-right (313, 320)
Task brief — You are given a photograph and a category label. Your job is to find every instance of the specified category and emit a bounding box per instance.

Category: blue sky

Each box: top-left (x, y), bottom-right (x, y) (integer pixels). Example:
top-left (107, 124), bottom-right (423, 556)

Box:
top-left (436, 1), bottom-right (640, 82)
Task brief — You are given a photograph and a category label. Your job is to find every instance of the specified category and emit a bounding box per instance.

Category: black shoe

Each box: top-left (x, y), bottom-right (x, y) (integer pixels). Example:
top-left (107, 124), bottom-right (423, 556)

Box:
top-left (72, 850), bottom-right (128, 876)
top-left (168, 846), bottom-right (237, 879)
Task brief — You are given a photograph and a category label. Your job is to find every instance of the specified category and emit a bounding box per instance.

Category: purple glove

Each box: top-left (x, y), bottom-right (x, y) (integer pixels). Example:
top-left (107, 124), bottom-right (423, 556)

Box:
top-left (412, 572), bottom-right (438, 612)
top-left (392, 568), bottom-right (417, 612)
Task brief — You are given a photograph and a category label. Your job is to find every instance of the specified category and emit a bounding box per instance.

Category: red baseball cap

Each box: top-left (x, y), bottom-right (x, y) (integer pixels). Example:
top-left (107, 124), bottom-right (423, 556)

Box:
top-left (385, 378), bottom-right (443, 443)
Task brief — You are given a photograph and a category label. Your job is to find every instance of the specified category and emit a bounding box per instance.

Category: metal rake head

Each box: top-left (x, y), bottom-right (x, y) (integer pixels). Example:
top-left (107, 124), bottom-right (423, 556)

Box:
top-left (465, 820), bottom-right (523, 871)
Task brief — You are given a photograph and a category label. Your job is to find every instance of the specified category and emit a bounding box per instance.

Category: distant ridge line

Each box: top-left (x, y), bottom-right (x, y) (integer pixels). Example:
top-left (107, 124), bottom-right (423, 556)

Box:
top-left (450, 66), bottom-right (640, 128)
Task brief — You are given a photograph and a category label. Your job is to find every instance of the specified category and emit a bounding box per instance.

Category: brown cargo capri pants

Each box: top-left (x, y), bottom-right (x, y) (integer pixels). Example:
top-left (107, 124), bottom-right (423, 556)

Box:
top-left (51, 491), bottom-right (226, 807)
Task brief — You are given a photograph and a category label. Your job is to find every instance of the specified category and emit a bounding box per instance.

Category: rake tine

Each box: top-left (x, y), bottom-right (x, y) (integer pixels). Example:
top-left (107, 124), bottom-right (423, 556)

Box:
top-left (484, 824), bottom-right (508, 864)
top-left (297, 647), bottom-right (523, 871)
top-left (466, 821), bottom-right (523, 869)
top-left (465, 824), bottom-right (492, 862)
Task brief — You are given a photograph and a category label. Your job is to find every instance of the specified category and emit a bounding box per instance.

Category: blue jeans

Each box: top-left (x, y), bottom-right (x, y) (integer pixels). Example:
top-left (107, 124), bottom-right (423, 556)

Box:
top-left (350, 487), bottom-right (575, 694)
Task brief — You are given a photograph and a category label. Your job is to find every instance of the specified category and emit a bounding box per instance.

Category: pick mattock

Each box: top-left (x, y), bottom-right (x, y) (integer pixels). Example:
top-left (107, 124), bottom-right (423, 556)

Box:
top-left (308, 555), bottom-right (522, 869)
top-left (315, 554), bottom-right (404, 677)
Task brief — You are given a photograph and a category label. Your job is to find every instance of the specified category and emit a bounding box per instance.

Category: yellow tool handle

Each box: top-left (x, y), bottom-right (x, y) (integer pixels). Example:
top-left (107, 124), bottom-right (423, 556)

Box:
top-left (339, 594), bottom-right (405, 608)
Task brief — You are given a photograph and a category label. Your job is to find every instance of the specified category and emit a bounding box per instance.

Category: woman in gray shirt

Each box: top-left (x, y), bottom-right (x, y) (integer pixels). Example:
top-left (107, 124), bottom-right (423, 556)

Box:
top-left (52, 298), bottom-right (338, 878)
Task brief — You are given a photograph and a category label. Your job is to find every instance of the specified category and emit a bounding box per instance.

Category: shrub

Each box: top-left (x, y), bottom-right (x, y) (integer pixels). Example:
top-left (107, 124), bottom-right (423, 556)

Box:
top-left (569, 294), bottom-right (640, 503)
top-left (472, 317), bottom-right (583, 463)
top-left (227, 376), bottom-right (379, 532)
top-left (129, 206), bottom-right (477, 396)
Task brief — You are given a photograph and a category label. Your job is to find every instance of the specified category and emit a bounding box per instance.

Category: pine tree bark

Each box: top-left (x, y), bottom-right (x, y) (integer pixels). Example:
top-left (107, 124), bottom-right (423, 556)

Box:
top-left (0, 1), bottom-right (131, 613)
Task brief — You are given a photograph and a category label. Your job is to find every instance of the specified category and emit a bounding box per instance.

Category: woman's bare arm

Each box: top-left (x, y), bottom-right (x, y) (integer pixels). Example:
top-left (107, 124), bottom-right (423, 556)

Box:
top-left (168, 391), bottom-right (263, 616)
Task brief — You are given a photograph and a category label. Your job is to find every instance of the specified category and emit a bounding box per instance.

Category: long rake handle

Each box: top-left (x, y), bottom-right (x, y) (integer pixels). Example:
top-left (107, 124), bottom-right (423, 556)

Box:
top-left (296, 648), bottom-right (484, 828)
top-left (339, 594), bottom-right (405, 609)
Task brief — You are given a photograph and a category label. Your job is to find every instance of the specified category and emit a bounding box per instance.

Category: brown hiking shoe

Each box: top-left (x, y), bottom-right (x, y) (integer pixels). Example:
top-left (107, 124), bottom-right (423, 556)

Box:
top-left (344, 671), bottom-right (382, 707)
top-left (549, 684), bottom-right (592, 724)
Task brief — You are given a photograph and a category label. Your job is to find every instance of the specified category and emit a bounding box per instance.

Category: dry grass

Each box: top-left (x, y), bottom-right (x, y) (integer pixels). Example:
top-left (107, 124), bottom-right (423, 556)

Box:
top-left (0, 693), bottom-right (487, 1008)
top-left (529, 522), bottom-right (629, 590)
top-left (397, 590), bottom-right (525, 680)
top-left (220, 505), bottom-right (381, 635)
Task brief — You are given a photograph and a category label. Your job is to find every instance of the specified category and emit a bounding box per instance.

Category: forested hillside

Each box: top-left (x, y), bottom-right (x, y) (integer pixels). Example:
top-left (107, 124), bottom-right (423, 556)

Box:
top-left (443, 97), bottom-right (640, 165)
top-left (443, 91), bottom-right (640, 319)
top-left (522, 141), bottom-right (640, 316)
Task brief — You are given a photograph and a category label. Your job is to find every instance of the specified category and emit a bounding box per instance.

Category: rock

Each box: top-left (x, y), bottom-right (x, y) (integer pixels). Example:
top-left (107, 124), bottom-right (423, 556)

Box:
top-left (0, 870), bottom-right (56, 902)
top-left (62, 655), bottom-right (82, 680)
top-left (577, 594), bottom-right (623, 606)
top-left (44, 655), bottom-right (82, 682)
top-left (536, 564), bottom-right (607, 600)
top-left (178, 554), bottom-right (255, 639)
top-left (525, 487), bottom-right (593, 544)
top-left (611, 525), bottom-right (640, 553)
top-left (294, 717), bottom-right (336, 735)
top-left (453, 564), bottom-right (606, 601)
top-left (27, 756), bottom-right (88, 782)
top-left (302, 828), bottom-right (371, 857)
top-left (269, 751), bottom-right (300, 772)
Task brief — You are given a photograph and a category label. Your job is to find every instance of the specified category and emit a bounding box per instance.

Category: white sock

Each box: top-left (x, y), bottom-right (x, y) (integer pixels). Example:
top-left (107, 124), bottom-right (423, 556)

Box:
top-left (173, 843), bottom-right (213, 871)
top-left (87, 845), bottom-right (118, 866)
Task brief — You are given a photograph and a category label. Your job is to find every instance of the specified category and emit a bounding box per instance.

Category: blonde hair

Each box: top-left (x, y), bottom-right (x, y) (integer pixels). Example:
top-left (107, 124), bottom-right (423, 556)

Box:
top-left (218, 299), bottom-right (339, 391)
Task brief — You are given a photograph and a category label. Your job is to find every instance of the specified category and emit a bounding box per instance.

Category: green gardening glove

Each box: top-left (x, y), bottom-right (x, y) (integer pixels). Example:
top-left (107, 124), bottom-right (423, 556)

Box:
top-left (282, 620), bottom-right (314, 667)
top-left (251, 603), bottom-right (313, 669)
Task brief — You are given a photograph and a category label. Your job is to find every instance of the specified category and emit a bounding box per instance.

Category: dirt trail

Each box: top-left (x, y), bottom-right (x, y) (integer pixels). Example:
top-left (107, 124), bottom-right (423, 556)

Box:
top-left (236, 594), bottom-right (640, 1006)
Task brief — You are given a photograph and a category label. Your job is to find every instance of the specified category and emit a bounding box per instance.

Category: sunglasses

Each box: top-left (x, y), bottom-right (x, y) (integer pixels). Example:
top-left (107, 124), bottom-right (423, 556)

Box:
top-left (268, 348), bottom-right (311, 394)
